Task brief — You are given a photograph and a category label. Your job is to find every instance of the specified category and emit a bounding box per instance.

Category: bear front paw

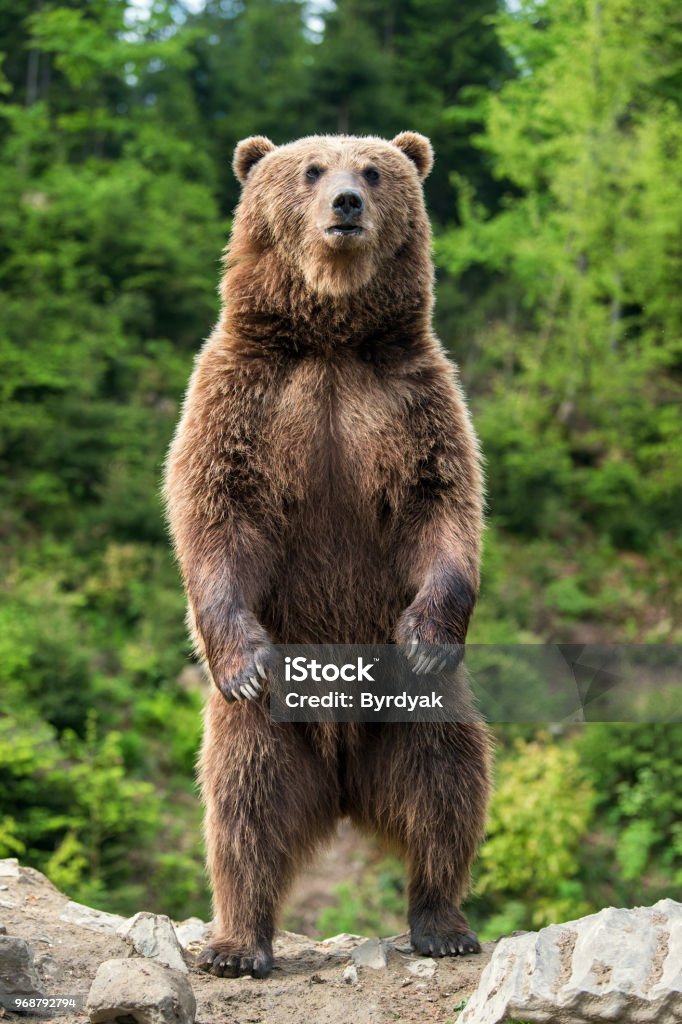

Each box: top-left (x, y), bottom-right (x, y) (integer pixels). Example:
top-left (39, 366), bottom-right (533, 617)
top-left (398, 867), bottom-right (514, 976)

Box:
top-left (396, 613), bottom-right (465, 675)
top-left (214, 643), bottom-right (276, 704)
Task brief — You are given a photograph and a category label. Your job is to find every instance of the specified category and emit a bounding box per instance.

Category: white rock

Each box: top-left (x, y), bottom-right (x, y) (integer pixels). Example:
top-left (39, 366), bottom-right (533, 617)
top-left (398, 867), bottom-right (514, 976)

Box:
top-left (173, 917), bottom-right (210, 950)
top-left (0, 858), bottom-right (20, 878)
top-left (407, 957), bottom-right (436, 978)
top-left (118, 912), bottom-right (187, 973)
top-left (87, 958), bottom-right (195, 1024)
top-left (60, 900), bottom-right (126, 934)
top-left (274, 930), bottom-right (320, 959)
top-left (343, 963), bottom-right (359, 985)
top-left (320, 932), bottom-right (363, 958)
top-left (323, 932), bottom-right (363, 945)
top-left (0, 936), bottom-right (45, 1004)
top-left (460, 898), bottom-right (682, 1024)
top-left (351, 938), bottom-right (388, 970)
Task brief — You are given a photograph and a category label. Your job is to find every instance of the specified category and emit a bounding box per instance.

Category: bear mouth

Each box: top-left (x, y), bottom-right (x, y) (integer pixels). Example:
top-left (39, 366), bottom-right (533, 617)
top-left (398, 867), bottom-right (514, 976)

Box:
top-left (325, 225), bottom-right (364, 236)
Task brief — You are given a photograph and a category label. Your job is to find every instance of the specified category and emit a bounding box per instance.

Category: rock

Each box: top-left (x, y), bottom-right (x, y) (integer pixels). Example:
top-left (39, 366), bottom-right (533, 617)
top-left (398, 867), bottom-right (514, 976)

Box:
top-left (278, 929), bottom-right (312, 940)
top-left (343, 963), bottom-right (359, 985)
top-left (17, 865), bottom-right (59, 890)
top-left (35, 952), bottom-right (63, 983)
top-left (87, 958), bottom-right (196, 1024)
top-left (386, 933), bottom-right (413, 954)
top-left (118, 912), bottom-right (187, 973)
top-left (460, 898), bottom-right (682, 1024)
top-left (0, 858), bottom-right (20, 878)
top-left (406, 957), bottom-right (436, 978)
top-left (60, 900), bottom-right (126, 934)
top-left (0, 925), bottom-right (6, 935)
top-left (323, 932), bottom-right (363, 945)
top-left (319, 932), bottom-right (362, 959)
top-left (173, 917), bottom-right (210, 950)
top-left (351, 938), bottom-right (388, 970)
top-left (317, 937), bottom-right (358, 958)
top-left (274, 929), bottom-right (320, 956)
top-left (0, 936), bottom-right (45, 1005)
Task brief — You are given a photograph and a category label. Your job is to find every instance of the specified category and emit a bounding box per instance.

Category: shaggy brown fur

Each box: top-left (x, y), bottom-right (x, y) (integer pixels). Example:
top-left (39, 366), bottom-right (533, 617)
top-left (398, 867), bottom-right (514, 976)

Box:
top-left (164, 132), bottom-right (491, 979)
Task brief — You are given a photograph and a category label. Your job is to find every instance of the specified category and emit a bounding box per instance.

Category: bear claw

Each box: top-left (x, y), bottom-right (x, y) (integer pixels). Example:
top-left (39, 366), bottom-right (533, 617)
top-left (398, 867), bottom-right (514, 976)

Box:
top-left (410, 929), bottom-right (481, 957)
top-left (218, 646), bottom-right (276, 703)
top-left (197, 944), bottom-right (273, 978)
top-left (404, 640), bottom-right (463, 675)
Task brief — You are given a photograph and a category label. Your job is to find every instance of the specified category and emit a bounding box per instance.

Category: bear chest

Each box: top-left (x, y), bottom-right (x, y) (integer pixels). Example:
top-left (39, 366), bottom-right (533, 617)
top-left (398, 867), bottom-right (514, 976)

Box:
top-left (261, 358), bottom-right (417, 510)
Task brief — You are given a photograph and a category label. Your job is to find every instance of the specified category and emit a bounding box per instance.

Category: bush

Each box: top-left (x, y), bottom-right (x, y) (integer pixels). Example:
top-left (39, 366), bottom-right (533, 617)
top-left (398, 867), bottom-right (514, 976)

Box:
top-left (473, 735), bottom-right (595, 936)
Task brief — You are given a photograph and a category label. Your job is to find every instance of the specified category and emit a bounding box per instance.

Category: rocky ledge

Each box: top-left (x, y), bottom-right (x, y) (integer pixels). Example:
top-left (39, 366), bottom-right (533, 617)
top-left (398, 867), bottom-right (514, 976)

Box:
top-left (0, 858), bottom-right (680, 1024)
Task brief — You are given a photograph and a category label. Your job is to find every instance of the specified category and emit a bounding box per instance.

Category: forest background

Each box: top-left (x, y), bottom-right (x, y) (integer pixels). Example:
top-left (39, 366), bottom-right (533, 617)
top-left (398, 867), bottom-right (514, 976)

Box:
top-left (1, 0), bottom-right (681, 940)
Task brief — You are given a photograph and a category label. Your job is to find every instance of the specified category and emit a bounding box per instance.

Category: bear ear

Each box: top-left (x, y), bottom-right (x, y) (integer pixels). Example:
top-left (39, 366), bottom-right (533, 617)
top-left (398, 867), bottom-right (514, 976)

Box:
top-left (391, 132), bottom-right (434, 180)
top-left (233, 136), bottom-right (276, 184)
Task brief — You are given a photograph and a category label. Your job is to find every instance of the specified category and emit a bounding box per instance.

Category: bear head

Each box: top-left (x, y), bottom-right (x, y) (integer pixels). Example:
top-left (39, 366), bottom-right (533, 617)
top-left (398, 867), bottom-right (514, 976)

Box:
top-left (228, 132), bottom-right (434, 301)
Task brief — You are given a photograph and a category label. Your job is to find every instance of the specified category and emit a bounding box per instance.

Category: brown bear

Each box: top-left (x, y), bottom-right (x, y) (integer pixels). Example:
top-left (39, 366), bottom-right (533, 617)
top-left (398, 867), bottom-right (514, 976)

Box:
top-left (164, 132), bottom-right (491, 979)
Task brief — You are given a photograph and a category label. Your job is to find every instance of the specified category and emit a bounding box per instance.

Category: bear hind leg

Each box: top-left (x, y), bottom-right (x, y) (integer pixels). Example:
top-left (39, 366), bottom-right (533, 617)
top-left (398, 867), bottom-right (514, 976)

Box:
top-left (404, 723), bottom-right (490, 956)
top-left (198, 702), bottom-right (339, 977)
top-left (350, 721), bottom-right (491, 958)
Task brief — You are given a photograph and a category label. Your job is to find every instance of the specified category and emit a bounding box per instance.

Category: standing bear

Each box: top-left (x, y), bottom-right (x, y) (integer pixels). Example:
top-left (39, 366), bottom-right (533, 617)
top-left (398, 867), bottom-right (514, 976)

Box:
top-left (164, 132), bottom-right (491, 979)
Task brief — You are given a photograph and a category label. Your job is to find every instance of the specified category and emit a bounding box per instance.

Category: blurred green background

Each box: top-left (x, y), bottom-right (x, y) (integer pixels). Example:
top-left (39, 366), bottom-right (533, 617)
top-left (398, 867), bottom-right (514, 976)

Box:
top-left (0, 0), bottom-right (680, 938)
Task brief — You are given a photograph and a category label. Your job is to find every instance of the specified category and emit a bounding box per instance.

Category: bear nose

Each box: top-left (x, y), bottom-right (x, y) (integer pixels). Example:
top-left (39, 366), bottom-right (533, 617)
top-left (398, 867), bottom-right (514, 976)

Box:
top-left (331, 189), bottom-right (364, 221)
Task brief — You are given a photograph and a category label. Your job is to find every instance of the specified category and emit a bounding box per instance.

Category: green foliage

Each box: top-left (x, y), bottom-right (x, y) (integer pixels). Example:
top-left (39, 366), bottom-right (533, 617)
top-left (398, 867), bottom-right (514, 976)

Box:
top-left (0, 711), bottom-right (156, 905)
top-left (474, 737), bottom-right (595, 935)
top-left (0, 0), bottom-right (217, 917)
top-left (439, 0), bottom-right (682, 556)
top-left (577, 725), bottom-right (682, 893)
top-left (315, 855), bottom-right (406, 939)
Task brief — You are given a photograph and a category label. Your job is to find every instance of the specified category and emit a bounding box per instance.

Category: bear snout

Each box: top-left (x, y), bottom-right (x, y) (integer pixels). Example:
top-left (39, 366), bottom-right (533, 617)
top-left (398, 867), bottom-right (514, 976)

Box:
top-left (331, 188), bottom-right (364, 222)
top-left (326, 187), bottom-right (365, 239)
top-left (318, 171), bottom-right (368, 240)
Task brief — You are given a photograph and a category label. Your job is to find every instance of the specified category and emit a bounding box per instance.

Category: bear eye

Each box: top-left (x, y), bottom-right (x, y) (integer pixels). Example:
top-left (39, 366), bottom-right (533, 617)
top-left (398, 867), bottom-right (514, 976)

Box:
top-left (363, 166), bottom-right (380, 185)
top-left (305, 164), bottom-right (324, 183)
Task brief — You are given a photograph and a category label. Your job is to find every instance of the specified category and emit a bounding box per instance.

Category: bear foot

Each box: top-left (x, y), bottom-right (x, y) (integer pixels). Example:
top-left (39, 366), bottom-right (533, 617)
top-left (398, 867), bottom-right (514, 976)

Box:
top-left (197, 940), bottom-right (273, 978)
top-left (410, 927), bottom-right (481, 957)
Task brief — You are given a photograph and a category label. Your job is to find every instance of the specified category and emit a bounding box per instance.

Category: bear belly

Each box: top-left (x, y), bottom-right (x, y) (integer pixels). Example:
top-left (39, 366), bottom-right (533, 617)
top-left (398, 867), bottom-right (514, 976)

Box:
top-left (259, 495), bottom-right (410, 645)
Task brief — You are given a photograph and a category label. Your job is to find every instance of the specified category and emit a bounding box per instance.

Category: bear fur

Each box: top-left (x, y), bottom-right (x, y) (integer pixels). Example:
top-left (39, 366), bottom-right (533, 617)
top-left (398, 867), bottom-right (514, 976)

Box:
top-left (164, 132), bottom-right (491, 979)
